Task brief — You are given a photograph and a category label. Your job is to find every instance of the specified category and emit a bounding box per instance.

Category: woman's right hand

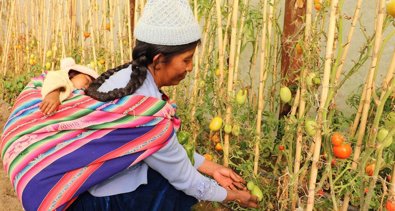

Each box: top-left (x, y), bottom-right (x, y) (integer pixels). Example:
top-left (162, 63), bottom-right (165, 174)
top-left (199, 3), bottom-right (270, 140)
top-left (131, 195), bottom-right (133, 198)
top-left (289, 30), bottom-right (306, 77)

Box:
top-left (225, 189), bottom-right (259, 208)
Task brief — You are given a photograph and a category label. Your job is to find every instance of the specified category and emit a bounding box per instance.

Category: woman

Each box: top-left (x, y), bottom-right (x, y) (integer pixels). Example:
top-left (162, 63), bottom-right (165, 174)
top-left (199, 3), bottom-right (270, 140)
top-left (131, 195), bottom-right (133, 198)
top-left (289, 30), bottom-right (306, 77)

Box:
top-left (69, 0), bottom-right (259, 210)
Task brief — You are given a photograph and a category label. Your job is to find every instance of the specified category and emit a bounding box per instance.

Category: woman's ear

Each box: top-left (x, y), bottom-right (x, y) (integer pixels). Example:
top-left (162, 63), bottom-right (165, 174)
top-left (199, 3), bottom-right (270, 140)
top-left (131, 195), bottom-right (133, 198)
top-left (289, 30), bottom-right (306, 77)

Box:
top-left (152, 54), bottom-right (163, 70)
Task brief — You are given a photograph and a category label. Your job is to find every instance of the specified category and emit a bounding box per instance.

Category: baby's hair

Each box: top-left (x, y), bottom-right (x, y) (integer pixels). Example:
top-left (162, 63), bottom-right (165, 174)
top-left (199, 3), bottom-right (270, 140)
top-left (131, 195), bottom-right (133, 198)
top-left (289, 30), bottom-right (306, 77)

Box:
top-left (68, 69), bottom-right (95, 82)
top-left (68, 70), bottom-right (80, 79)
top-left (86, 39), bottom-right (200, 102)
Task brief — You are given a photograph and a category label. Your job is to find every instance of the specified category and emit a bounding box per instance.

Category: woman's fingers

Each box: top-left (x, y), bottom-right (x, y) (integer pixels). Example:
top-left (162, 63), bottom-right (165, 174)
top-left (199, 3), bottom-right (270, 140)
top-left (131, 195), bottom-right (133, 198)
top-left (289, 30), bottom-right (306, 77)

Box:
top-left (230, 171), bottom-right (245, 183)
top-left (233, 181), bottom-right (246, 190)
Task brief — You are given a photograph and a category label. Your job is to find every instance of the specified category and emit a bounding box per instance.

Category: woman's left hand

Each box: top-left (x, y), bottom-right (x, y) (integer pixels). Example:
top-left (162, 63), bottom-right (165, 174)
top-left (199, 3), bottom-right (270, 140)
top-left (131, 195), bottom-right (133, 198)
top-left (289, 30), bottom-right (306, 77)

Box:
top-left (213, 167), bottom-right (246, 190)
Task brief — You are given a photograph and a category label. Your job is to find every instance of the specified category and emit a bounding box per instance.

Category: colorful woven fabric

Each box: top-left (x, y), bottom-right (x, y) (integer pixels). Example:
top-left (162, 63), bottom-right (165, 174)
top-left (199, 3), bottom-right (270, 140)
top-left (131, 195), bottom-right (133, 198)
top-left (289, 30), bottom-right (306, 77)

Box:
top-left (0, 73), bottom-right (180, 211)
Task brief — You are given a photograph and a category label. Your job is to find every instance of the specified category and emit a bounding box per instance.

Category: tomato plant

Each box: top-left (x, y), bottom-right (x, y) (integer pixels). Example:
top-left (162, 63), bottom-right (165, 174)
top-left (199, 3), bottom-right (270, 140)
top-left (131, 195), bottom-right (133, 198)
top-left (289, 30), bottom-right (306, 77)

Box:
top-left (333, 143), bottom-right (352, 159)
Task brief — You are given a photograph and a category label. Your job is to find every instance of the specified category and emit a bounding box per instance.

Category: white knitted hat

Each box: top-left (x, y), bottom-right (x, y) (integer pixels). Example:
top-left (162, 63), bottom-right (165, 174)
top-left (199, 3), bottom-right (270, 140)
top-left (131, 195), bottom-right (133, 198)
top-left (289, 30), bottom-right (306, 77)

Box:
top-left (134, 0), bottom-right (201, 45)
top-left (60, 57), bottom-right (99, 79)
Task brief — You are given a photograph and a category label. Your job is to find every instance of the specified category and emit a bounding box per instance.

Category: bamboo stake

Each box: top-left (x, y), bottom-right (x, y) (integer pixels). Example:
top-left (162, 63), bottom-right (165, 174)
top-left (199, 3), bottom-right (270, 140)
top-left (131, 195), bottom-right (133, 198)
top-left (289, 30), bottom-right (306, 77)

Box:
top-left (349, 82), bottom-right (367, 137)
top-left (1, 1), bottom-right (15, 76)
top-left (215, 0), bottom-right (225, 88)
top-left (117, 2), bottom-right (124, 63)
top-left (189, 0), bottom-right (200, 146)
top-left (292, 0), bottom-right (313, 209)
top-left (306, 0), bottom-right (339, 210)
top-left (233, 0), bottom-right (248, 83)
top-left (223, 0), bottom-right (239, 167)
top-left (79, 0), bottom-right (85, 63)
top-left (24, 1), bottom-right (31, 70)
top-left (42, 0), bottom-right (50, 68)
top-left (0, 1), bottom-right (5, 49)
top-left (127, 0), bottom-right (133, 60)
top-left (103, 0), bottom-right (109, 70)
top-left (334, 0), bottom-right (363, 85)
top-left (198, 10), bottom-right (213, 67)
top-left (110, 0), bottom-right (115, 67)
top-left (390, 164), bottom-right (395, 197)
top-left (70, 0), bottom-right (77, 51)
top-left (248, 39), bottom-right (259, 107)
top-left (89, 0), bottom-right (97, 70)
top-left (253, 0), bottom-right (268, 175)
top-left (268, 0), bottom-right (279, 113)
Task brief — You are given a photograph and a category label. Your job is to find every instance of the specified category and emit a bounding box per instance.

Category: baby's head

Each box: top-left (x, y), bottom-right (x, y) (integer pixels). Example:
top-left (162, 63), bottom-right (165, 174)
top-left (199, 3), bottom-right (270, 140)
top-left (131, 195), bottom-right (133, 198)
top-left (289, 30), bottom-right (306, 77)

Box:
top-left (60, 57), bottom-right (99, 89)
top-left (69, 70), bottom-right (95, 89)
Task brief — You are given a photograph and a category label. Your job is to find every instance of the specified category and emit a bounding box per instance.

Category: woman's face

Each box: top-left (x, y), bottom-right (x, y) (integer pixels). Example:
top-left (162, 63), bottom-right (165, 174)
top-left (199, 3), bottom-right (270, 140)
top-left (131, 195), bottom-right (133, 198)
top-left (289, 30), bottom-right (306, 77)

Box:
top-left (153, 48), bottom-right (195, 87)
top-left (71, 73), bottom-right (93, 89)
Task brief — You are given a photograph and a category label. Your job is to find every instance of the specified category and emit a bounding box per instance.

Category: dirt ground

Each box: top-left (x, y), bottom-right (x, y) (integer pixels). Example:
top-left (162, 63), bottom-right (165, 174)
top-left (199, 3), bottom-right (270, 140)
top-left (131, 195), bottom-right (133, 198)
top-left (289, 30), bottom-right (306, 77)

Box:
top-left (0, 100), bottom-right (23, 211)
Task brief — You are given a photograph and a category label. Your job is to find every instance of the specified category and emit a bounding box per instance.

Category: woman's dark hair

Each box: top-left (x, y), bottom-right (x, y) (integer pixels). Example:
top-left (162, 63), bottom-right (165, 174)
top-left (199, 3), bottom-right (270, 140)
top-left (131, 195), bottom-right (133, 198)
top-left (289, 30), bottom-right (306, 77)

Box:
top-left (86, 40), bottom-right (200, 101)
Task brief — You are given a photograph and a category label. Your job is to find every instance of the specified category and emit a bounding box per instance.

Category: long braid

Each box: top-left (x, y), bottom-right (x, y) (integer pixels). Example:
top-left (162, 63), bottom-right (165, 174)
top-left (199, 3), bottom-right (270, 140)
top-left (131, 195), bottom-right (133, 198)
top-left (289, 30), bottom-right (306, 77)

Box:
top-left (85, 56), bottom-right (147, 101)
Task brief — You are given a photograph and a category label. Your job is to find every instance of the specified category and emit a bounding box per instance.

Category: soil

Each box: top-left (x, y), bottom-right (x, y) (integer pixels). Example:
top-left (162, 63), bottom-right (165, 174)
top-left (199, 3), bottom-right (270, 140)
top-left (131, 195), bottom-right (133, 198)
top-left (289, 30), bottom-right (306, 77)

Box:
top-left (0, 100), bottom-right (23, 211)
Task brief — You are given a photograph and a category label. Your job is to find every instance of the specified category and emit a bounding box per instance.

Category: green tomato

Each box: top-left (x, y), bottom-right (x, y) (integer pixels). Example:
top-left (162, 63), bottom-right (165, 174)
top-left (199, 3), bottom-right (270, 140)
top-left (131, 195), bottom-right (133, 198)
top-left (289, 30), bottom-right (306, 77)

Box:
top-left (252, 186), bottom-right (263, 201)
top-left (313, 77), bottom-right (321, 85)
top-left (224, 124), bottom-right (232, 134)
top-left (280, 86), bottom-right (292, 103)
top-left (377, 128), bottom-right (393, 148)
top-left (305, 119), bottom-right (317, 137)
top-left (247, 181), bottom-right (255, 191)
top-left (385, 112), bottom-right (395, 128)
top-left (306, 73), bottom-right (316, 87)
top-left (232, 124), bottom-right (240, 137)
top-left (236, 89), bottom-right (247, 105)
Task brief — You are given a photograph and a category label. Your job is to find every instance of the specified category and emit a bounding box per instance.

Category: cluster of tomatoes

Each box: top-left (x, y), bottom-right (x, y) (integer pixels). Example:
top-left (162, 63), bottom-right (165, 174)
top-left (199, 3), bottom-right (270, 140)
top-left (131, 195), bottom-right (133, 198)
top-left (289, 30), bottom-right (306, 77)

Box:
top-left (331, 132), bottom-right (352, 159)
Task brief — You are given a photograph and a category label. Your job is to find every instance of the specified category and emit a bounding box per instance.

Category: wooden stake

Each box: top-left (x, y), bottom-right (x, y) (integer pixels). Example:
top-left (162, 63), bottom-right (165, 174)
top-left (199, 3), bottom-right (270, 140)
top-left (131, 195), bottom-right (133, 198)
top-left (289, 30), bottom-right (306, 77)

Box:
top-left (253, 0), bottom-right (268, 175)
top-left (223, 0), bottom-right (239, 167)
top-left (306, 0), bottom-right (339, 210)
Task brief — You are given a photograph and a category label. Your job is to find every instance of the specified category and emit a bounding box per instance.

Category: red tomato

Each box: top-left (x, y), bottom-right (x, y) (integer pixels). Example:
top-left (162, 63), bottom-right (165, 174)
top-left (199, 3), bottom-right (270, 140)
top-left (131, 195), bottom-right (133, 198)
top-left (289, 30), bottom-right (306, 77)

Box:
top-left (333, 143), bottom-right (352, 159)
top-left (386, 199), bottom-right (395, 211)
top-left (279, 145), bottom-right (285, 151)
top-left (331, 132), bottom-right (345, 146)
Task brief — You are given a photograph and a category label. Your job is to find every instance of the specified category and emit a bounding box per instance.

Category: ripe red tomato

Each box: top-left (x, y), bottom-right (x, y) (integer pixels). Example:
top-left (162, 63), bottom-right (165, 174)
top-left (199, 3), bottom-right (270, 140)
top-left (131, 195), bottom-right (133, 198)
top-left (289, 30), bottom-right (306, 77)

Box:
top-left (386, 199), bottom-right (395, 211)
top-left (333, 143), bottom-right (352, 159)
top-left (331, 132), bottom-right (345, 146)
top-left (365, 163), bottom-right (375, 176)
top-left (279, 145), bottom-right (285, 151)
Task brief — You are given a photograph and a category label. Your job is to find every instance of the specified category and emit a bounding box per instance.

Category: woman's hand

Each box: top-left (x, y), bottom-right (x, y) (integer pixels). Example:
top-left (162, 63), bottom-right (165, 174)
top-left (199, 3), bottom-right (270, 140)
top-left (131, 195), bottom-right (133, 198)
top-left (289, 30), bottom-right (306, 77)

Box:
top-left (213, 166), bottom-right (246, 191)
top-left (225, 189), bottom-right (259, 208)
top-left (40, 90), bottom-right (61, 115)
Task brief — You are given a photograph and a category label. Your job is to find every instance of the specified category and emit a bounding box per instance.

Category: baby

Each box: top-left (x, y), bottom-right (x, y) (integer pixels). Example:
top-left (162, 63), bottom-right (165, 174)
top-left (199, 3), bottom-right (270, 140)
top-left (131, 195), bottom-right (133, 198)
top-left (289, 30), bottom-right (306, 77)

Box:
top-left (39, 57), bottom-right (98, 115)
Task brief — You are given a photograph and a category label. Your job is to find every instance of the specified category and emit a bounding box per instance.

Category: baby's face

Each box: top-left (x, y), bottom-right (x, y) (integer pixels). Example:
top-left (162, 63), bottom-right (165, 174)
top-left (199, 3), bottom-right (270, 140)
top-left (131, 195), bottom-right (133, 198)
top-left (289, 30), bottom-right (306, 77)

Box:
top-left (71, 73), bottom-right (93, 89)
